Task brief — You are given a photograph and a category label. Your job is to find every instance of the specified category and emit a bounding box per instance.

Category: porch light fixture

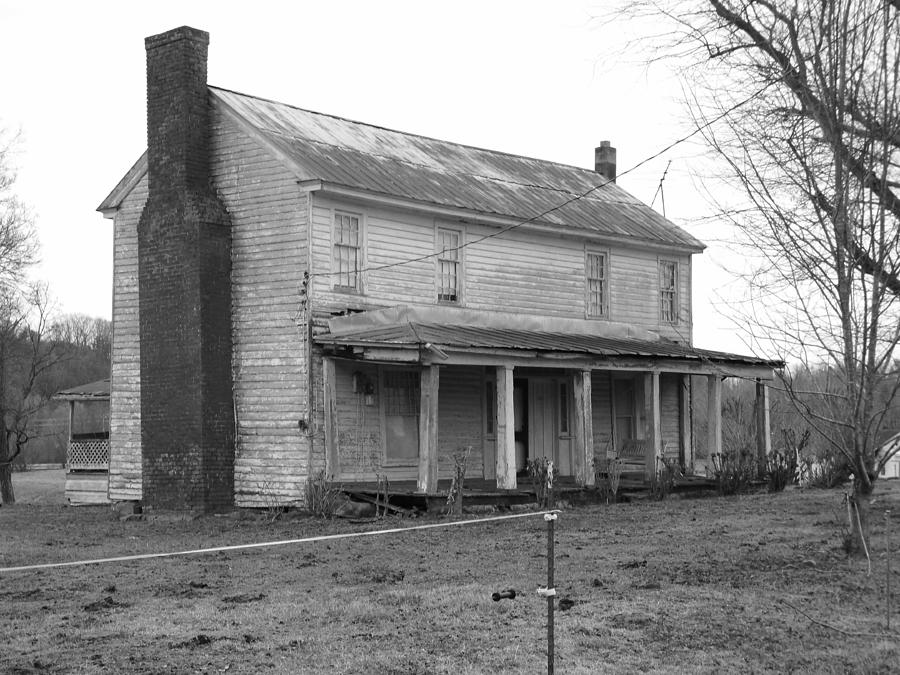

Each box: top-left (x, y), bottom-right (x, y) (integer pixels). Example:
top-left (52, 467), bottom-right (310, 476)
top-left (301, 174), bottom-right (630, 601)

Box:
top-left (424, 342), bottom-right (449, 360)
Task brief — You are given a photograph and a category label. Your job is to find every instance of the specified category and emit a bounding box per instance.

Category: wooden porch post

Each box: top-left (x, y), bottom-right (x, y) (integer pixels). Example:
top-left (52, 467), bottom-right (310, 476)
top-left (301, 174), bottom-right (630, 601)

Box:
top-left (572, 370), bottom-right (594, 487)
top-left (66, 400), bottom-right (75, 470)
top-left (707, 374), bottom-right (723, 459)
top-left (495, 365), bottom-right (516, 490)
top-left (417, 365), bottom-right (440, 493)
top-left (679, 374), bottom-right (692, 469)
top-left (323, 357), bottom-right (340, 480)
top-left (644, 371), bottom-right (662, 479)
top-left (755, 380), bottom-right (771, 479)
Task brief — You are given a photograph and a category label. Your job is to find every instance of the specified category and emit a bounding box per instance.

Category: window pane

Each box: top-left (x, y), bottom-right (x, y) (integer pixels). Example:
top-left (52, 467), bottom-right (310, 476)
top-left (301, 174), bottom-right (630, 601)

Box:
top-left (334, 213), bottom-right (361, 289)
top-left (587, 252), bottom-right (606, 317)
top-left (437, 229), bottom-right (461, 301)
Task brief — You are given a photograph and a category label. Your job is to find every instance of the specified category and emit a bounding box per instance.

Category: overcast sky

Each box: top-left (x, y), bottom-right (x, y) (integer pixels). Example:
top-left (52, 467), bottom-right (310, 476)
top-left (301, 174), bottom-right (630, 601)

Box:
top-left (0, 0), bottom-right (753, 354)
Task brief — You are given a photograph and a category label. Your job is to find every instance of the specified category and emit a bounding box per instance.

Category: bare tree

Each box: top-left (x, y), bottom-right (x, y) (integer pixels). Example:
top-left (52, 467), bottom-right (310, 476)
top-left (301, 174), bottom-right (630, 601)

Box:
top-left (0, 128), bottom-right (45, 504)
top-left (615, 1), bottom-right (900, 552)
top-left (0, 283), bottom-right (67, 504)
top-left (0, 129), bottom-right (38, 288)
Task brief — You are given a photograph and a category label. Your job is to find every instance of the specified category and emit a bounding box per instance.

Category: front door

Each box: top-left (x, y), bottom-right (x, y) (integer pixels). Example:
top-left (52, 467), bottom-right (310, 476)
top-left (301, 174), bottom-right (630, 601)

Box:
top-left (527, 379), bottom-right (571, 474)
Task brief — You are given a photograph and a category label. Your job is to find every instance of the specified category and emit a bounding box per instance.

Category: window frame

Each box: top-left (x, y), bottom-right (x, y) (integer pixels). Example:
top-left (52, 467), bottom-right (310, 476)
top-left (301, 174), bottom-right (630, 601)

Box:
top-left (331, 209), bottom-right (364, 293)
top-left (381, 367), bottom-right (421, 467)
top-left (658, 258), bottom-right (679, 324)
top-left (585, 248), bottom-right (610, 319)
top-left (435, 225), bottom-right (464, 305)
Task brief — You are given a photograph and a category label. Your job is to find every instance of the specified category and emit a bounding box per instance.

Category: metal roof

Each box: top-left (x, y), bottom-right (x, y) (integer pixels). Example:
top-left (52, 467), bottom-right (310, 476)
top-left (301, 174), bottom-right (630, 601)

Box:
top-left (315, 322), bottom-right (782, 368)
top-left (210, 87), bottom-right (705, 251)
top-left (52, 378), bottom-right (111, 401)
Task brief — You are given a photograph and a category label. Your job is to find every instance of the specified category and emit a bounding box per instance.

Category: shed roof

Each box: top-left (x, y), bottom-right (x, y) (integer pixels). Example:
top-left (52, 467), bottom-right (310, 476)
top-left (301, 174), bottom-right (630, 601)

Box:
top-left (315, 322), bottom-right (782, 369)
top-left (52, 378), bottom-right (111, 401)
top-left (100, 86), bottom-right (704, 252)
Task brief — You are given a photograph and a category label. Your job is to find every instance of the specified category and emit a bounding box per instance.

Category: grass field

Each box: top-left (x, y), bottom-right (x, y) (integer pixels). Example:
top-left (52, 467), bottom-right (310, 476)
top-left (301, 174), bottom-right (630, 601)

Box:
top-left (2, 479), bottom-right (899, 674)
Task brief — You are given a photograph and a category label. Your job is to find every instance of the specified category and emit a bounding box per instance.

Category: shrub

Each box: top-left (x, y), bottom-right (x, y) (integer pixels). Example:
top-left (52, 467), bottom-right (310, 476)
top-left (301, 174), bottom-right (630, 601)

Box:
top-left (649, 456), bottom-right (679, 501)
top-left (711, 447), bottom-right (757, 495)
top-left (766, 449), bottom-right (796, 492)
top-left (305, 470), bottom-right (342, 518)
top-left (528, 457), bottom-right (555, 509)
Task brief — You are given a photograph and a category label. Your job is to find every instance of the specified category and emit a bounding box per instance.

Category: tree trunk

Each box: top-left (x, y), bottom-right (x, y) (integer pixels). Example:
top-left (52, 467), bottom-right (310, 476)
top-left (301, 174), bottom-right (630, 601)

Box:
top-left (0, 430), bottom-right (14, 505)
top-left (847, 482), bottom-right (872, 557)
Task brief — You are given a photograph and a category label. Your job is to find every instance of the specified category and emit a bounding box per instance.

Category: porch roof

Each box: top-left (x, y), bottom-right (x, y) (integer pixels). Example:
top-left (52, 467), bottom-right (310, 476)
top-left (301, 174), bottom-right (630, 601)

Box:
top-left (52, 378), bottom-right (110, 401)
top-left (315, 322), bottom-right (783, 374)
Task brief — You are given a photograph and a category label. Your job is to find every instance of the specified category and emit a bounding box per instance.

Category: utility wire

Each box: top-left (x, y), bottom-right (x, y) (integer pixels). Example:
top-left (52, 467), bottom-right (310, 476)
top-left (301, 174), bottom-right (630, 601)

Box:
top-left (309, 82), bottom-right (774, 280)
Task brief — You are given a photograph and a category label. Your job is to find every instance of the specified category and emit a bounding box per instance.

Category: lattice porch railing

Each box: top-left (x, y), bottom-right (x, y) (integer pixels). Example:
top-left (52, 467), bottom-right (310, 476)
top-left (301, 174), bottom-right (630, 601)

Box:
top-left (67, 439), bottom-right (110, 471)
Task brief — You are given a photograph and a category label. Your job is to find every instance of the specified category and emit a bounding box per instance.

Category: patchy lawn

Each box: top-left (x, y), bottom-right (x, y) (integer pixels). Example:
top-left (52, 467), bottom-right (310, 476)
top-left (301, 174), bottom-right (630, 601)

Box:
top-left (1, 483), bottom-right (899, 674)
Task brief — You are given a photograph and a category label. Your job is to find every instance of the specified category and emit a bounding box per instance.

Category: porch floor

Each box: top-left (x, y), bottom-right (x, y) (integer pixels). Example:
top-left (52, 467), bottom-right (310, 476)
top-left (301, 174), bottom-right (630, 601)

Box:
top-left (341, 474), bottom-right (717, 513)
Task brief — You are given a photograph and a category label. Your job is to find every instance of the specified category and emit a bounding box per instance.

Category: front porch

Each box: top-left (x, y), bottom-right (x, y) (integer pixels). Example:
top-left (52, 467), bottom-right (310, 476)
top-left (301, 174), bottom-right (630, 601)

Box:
top-left (340, 474), bottom-right (720, 513)
top-left (53, 379), bottom-right (111, 505)
top-left (315, 306), bottom-right (781, 494)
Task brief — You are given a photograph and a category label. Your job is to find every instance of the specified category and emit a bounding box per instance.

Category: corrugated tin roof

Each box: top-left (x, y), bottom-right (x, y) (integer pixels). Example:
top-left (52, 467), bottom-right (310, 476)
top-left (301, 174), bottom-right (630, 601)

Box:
top-left (315, 322), bottom-right (781, 368)
top-left (210, 87), bottom-right (705, 251)
top-left (53, 378), bottom-right (111, 401)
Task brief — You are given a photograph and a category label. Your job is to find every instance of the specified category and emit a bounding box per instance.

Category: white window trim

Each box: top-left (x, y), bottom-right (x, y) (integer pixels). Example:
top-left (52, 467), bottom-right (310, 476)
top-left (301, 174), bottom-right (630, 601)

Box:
top-left (585, 248), bottom-right (610, 319)
top-left (435, 224), bottom-right (465, 305)
top-left (658, 258), bottom-right (679, 325)
top-left (331, 209), bottom-right (366, 293)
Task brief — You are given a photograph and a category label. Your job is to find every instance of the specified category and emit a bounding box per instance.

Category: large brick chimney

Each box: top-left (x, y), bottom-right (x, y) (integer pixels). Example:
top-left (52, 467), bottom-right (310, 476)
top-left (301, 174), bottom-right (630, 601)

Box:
top-left (137, 26), bottom-right (235, 512)
top-left (594, 140), bottom-right (617, 183)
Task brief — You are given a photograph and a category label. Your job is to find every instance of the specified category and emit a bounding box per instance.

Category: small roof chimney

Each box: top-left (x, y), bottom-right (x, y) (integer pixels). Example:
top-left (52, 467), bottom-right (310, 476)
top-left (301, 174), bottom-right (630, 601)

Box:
top-left (594, 141), bottom-right (616, 183)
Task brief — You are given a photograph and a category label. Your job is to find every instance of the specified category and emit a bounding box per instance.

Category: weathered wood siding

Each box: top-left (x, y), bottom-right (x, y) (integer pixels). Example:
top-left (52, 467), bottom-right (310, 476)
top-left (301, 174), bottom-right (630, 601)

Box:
top-left (108, 175), bottom-right (147, 502)
top-left (308, 196), bottom-right (692, 338)
top-left (437, 366), bottom-right (484, 477)
top-left (327, 361), bottom-right (485, 482)
top-left (333, 361), bottom-right (383, 479)
top-left (590, 371), bottom-right (614, 457)
top-left (660, 373), bottom-right (681, 458)
top-left (210, 103), bottom-right (309, 507)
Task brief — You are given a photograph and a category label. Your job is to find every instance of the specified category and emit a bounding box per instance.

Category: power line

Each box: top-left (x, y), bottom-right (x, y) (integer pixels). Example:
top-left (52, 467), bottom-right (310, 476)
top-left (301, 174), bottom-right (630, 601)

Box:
top-left (309, 82), bottom-right (774, 280)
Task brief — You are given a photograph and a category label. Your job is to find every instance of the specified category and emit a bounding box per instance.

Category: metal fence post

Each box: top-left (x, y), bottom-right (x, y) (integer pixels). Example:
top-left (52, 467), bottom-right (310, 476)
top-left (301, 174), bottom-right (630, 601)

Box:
top-left (545, 512), bottom-right (557, 674)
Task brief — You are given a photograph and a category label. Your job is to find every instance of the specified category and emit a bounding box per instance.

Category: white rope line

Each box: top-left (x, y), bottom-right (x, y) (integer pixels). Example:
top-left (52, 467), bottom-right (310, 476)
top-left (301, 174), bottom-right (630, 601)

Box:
top-left (0, 509), bottom-right (561, 574)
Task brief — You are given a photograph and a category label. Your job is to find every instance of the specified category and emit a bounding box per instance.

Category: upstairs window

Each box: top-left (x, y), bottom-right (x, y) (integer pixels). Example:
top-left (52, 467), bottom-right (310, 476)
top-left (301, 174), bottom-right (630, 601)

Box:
top-left (659, 260), bottom-right (678, 323)
top-left (333, 212), bottom-right (361, 290)
top-left (436, 228), bottom-right (461, 302)
top-left (586, 251), bottom-right (608, 318)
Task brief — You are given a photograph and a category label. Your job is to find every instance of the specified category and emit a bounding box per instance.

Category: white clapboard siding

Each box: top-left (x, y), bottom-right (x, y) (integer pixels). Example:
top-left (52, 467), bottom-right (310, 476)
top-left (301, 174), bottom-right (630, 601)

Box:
top-left (464, 225), bottom-right (585, 317)
top-left (211, 102), bottom-right (310, 507)
top-left (308, 194), bottom-right (694, 337)
top-left (108, 175), bottom-right (147, 502)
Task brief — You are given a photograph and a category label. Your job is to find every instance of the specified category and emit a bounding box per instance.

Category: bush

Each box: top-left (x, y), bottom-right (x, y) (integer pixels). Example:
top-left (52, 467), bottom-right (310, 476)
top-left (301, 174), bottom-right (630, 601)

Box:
top-left (712, 447), bottom-right (757, 495)
top-left (766, 449), bottom-right (796, 492)
top-left (305, 470), bottom-right (342, 518)
top-left (527, 457), bottom-right (555, 509)
top-left (649, 456), bottom-right (679, 501)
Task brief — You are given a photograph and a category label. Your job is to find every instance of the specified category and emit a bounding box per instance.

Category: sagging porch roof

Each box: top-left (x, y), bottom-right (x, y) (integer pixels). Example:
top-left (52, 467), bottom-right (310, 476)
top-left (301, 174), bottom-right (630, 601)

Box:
top-left (52, 378), bottom-right (111, 401)
top-left (315, 310), bottom-right (783, 378)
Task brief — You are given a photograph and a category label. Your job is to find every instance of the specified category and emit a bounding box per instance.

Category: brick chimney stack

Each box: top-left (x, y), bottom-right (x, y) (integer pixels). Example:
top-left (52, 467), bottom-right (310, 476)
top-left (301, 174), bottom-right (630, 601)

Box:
top-left (137, 26), bottom-right (235, 512)
top-left (594, 141), bottom-right (617, 183)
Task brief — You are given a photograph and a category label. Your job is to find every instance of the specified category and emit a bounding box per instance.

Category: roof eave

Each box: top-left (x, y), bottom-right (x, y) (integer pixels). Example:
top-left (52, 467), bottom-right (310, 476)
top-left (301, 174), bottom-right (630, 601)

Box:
top-left (97, 151), bottom-right (148, 216)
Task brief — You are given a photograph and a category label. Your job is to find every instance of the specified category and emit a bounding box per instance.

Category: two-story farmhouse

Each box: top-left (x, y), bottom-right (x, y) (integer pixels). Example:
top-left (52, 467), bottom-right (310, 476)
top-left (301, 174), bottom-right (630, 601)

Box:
top-left (98, 26), bottom-right (779, 511)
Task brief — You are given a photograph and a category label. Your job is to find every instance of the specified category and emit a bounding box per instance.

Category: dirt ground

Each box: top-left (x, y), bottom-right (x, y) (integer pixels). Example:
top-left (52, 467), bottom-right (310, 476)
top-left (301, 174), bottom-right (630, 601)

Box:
top-left (1, 480), bottom-right (899, 674)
